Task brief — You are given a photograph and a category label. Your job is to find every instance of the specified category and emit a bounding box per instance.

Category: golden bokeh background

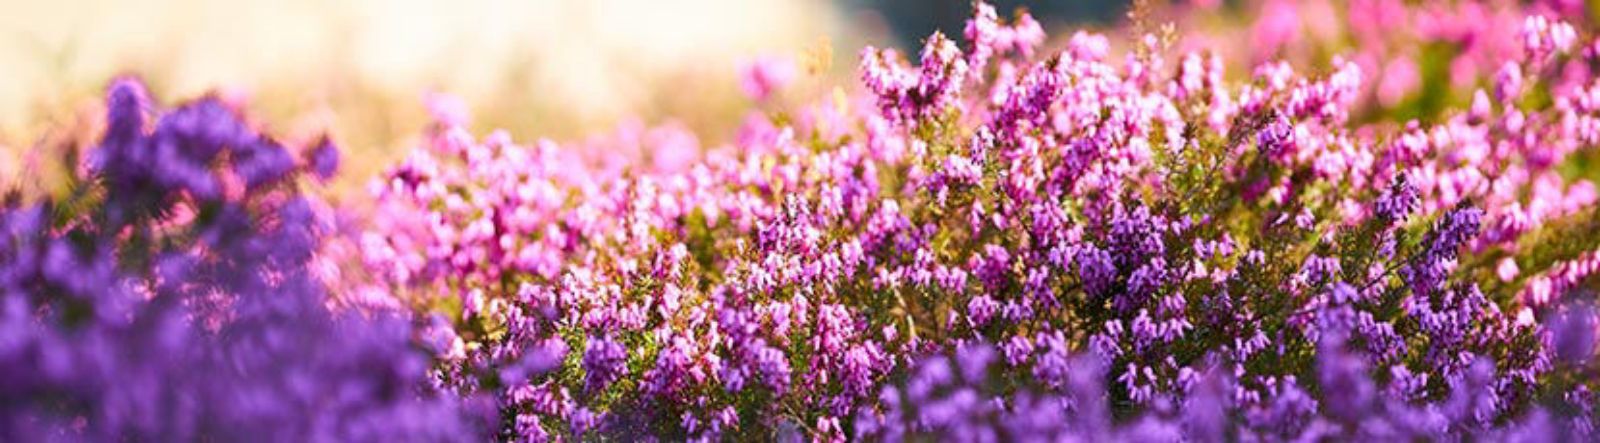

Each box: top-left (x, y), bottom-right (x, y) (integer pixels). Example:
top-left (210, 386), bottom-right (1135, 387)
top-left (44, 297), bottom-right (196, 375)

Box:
top-left (0, 0), bottom-right (888, 192)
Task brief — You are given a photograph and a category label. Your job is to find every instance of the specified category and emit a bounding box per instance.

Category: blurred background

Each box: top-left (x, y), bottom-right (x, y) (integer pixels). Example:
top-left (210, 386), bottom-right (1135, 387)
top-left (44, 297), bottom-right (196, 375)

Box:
top-left (0, 0), bottom-right (1136, 185)
top-left (0, 0), bottom-right (1156, 191)
top-left (14, 0), bottom-right (1600, 194)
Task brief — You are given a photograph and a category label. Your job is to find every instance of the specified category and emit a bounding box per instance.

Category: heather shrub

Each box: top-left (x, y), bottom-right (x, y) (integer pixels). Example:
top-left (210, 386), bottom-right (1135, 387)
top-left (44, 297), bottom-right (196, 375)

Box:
top-left (0, 79), bottom-right (478, 441)
top-left (5, 1), bottom-right (1600, 442)
top-left (358, 2), bottom-right (1600, 441)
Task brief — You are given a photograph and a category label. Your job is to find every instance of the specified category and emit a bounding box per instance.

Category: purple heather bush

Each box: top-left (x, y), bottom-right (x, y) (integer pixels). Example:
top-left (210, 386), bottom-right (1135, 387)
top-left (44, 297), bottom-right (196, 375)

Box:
top-left (0, 79), bottom-right (480, 441)
top-left (352, 1), bottom-right (1600, 440)
top-left (8, 1), bottom-right (1600, 442)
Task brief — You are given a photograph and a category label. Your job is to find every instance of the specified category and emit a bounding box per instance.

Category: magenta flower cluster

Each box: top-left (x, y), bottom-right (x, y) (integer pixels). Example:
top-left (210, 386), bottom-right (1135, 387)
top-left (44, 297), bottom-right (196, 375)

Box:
top-left (353, 2), bottom-right (1600, 440)
top-left (6, 1), bottom-right (1600, 441)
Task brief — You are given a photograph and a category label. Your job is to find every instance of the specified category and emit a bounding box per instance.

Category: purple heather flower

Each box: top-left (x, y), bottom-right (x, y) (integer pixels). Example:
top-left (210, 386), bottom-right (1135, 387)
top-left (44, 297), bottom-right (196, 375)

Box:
top-left (583, 335), bottom-right (628, 393)
top-left (1402, 204), bottom-right (1484, 297)
top-left (1109, 205), bottom-right (1166, 270)
top-left (954, 342), bottom-right (995, 383)
top-left (1257, 116), bottom-right (1294, 160)
top-left (859, 31), bottom-right (968, 123)
top-left (232, 139), bottom-right (296, 190)
top-left (307, 136), bottom-right (340, 181)
top-left (1374, 174), bottom-right (1420, 223)
top-left (1548, 304), bottom-right (1597, 365)
top-left (753, 341), bottom-right (793, 395)
top-left (1318, 334), bottom-right (1377, 424)
top-left (967, 294), bottom-right (998, 328)
top-left (1075, 244), bottom-right (1117, 298)
top-left (103, 77), bottom-right (151, 146)
top-left (2, 78), bottom-right (478, 442)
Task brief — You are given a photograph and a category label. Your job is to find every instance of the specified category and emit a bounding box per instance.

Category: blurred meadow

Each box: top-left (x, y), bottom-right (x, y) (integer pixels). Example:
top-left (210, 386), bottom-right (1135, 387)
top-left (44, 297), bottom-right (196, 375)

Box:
top-left (17, 0), bottom-right (1587, 195)
top-left (0, 0), bottom-right (865, 196)
top-left (0, 0), bottom-right (1148, 196)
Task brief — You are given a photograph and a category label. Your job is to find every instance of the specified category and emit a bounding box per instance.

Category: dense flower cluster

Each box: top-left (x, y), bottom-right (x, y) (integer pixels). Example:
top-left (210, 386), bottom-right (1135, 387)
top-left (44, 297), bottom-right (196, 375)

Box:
top-left (856, 335), bottom-right (1596, 441)
top-left (0, 79), bottom-right (478, 441)
top-left (6, 1), bottom-right (1600, 441)
top-left (354, 2), bottom-right (1600, 441)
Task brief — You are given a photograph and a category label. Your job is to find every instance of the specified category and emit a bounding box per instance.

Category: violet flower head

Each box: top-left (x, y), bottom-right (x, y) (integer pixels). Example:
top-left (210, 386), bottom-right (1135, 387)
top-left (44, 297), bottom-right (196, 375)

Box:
top-left (753, 340), bottom-right (793, 395)
top-left (964, 1), bottom-right (1045, 73)
top-left (1375, 174), bottom-right (1420, 223)
top-left (103, 76), bottom-right (151, 146)
top-left (1108, 205), bottom-right (1166, 270)
top-left (583, 334), bottom-right (629, 393)
top-left (1548, 304), bottom-right (1598, 365)
top-left (1317, 334), bottom-right (1377, 424)
top-left (1076, 244), bottom-right (1117, 298)
top-left (1181, 365), bottom-right (1233, 442)
top-left (1257, 115), bottom-right (1294, 160)
top-left (231, 138), bottom-right (296, 190)
top-left (1402, 203), bottom-right (1484, 297)
top-left (308, 136), bottom-right (340, 181)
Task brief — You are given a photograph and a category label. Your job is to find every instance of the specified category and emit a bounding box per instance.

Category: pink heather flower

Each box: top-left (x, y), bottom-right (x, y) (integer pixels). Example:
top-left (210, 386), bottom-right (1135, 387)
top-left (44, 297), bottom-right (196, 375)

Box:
top-left (1497, 257), bottom-right (1520, 282)
top-left (857, 30), bottom-right (966, 122)
top-left (1066, 31), bottom-right (1109, 61)
top-left (1521, 15), bottom-right (1577, 63)
top-left (1470, 89), bottom-right (1493, 122)
top-left (1494, 62), bottom-right (1524, 103)
top-left (739, 55), bottom-right (796, 102)
top-left (1377, 57), bottom-right (1420, 107)
top-left (424, 91), bottom-right (471, 127)
top-left (964, 1), bottom-right (1046, 74)
top-left (1521, 250), bottom-right (1600, 307)
top-left (646, 122), bottom-right (701, 173)
top-left (1252, 0), bottom-right (1301, 62)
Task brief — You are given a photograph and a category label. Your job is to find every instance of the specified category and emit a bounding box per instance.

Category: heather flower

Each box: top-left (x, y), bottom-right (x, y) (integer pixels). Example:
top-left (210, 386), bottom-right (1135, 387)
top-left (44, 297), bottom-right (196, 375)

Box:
top-left (1075, 244), bottom-right (1117, 298)
top-left (1521, 16), bottom-right (1578, 63)
top-left (860, 32), bottom-right (968, 123)
top-left (1257, 115), bottom-right (1294, 159)
top-left (232, 138), bottom-right (296, 190)
top-left (582, 334), bottom-right (628, 393)
top-left (1548, 304), bottom-right (1598, 365)
top-left (1375, 174), bottom-right (1420, 223)
top-left (307, 136), bottom-right (340, 181)
top-left (2, 79), bottom-right (477, 441)
top-left (332, 2), bottom-right (1600, 439)
top-left (1317, 334), bottom-right (1378, 424)
top-left (740, 55), bottom-right (796, 102)
top-left (1402, 204), bottom-right (1483, 297)
top-left (964, 1), bottom-right (1045, 74)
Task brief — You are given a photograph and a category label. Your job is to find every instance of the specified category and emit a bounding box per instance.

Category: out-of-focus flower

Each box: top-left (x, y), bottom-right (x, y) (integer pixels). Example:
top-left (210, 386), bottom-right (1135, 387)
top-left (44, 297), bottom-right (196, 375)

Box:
top-left (740, 55), bottom-right (796, 102)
